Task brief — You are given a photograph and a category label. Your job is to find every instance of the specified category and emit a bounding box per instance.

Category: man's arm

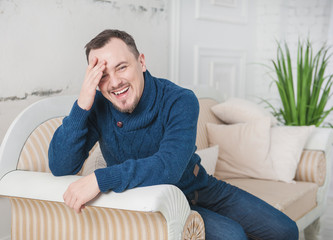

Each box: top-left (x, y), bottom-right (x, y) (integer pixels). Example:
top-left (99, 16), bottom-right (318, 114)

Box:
top-left (48, 58), bottom-right (106, 213)
top-left (48, 57), bottom-right (105, 176)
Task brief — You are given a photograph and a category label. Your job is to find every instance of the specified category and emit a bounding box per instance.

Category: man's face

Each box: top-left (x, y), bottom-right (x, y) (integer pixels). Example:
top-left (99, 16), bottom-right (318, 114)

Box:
top-left (88, 38), bottom-right (146, 113)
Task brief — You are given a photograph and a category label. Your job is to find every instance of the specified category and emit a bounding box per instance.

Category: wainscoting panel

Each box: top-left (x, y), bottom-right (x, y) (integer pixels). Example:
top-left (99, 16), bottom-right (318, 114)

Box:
top-left (195, 0), bottom-right (248, 23)
top-left (194, 46), bottom-right (246, 99)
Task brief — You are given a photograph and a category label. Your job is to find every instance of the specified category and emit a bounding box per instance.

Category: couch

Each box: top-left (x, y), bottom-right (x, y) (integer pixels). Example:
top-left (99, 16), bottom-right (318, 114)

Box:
top-left (0, 95), bottom-right (204, 240)
top-left (194, 88), bottom-right (333, 240)
top-left (0, 92), bottom-right (332, 239)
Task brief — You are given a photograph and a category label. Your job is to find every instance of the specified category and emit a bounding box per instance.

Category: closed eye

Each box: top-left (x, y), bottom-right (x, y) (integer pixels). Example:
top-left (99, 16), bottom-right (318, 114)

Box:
top-left (117, 65), bottom-right (127, 71)
top-left (101, 74), bottom-right (108, 81)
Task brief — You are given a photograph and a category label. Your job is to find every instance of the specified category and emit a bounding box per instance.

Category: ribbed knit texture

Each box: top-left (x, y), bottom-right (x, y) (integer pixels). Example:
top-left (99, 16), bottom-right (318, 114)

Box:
top-left (49, 71), bottom-right (208, 194)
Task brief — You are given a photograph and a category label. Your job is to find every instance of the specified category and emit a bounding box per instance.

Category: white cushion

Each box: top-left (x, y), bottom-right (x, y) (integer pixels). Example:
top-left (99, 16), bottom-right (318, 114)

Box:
top-left (206, 117), bottom-right (276, 180)
top-left (211, 98), bottom-right (277, 126)
top-left (269, 125), bottom-right (315, 183)
top-left (196, 145), bottom-right (219, 175)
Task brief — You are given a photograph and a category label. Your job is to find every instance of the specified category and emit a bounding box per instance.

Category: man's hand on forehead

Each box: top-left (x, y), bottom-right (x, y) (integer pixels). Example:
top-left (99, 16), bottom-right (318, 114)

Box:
top-left (77, 57), bottom-right (106, 111)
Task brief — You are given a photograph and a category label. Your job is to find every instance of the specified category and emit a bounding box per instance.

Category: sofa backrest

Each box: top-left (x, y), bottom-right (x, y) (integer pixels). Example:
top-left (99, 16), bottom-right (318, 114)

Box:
top-left (17, 97), bottom-right (223, 173)
top-left (196, 98), bottom-right (223, 150)
top-left (17, 117), bottom-right (99, 175)
top-left (15, 97), bottom-right (327, 186)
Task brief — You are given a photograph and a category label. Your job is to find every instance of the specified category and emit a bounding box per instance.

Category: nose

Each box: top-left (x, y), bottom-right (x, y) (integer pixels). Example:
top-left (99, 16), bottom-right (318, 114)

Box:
top-left (107, 73), bottom-right (123, 91)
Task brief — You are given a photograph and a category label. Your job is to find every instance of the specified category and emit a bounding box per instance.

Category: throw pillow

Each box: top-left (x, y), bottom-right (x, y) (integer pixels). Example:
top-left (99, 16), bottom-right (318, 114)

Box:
top-left (206, 117), bottom-right (276, 180)
top-left (80, 143), bottom-right (107, 176)
top-left (196, 145), bottom-right (219, 175)
top-left (211, 98), bottom-right (278, 126)
top-left (269, 125), bottom-right (315, 183)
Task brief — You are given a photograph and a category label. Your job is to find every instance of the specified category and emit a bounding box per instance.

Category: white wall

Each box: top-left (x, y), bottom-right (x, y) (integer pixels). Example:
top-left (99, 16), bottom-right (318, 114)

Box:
top-left (174, 0), bottom-right (333, 103)
top-left (254, 0), bottom-right (333, 104)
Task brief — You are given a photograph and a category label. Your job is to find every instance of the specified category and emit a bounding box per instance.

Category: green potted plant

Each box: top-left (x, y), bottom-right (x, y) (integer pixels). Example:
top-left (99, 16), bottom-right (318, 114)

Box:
top-left (265, 40), bottom-right (333, 127)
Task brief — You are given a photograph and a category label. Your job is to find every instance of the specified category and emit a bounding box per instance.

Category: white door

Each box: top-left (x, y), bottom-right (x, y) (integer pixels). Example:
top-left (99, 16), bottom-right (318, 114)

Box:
top-left (170, 0), bottom-right (255, 100)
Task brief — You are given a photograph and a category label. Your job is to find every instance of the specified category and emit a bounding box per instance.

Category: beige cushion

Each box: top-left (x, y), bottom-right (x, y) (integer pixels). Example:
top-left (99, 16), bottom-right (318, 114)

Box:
top-left (225, 178), bottom-right (318, 221)
top-left (295, 150), bottom-right (326, 186)
top-left (78, 143), bottom-right (107, 176)
top-left (211, 98), bottom-right (278, 126)
top-left (205, 109), bottom-right (315, 182)
top-left (196, 145), bottom-right (219, 176)
top-left (207, 118), bottom-right (276, 180)
top-left (268, 125), bottom-right (315, 183)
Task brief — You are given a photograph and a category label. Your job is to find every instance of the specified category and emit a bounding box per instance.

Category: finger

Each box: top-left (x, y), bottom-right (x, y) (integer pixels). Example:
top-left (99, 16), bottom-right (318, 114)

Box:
top-left (74, 200), bottom-right (83, 213)
top-left (87, 57), bottom-right (98, 70)
top-left (86, 61), bottom-right (105, 82)
top-left (63, 190), bottom-right (71, 206)
top-left (89, 59), bottom-right (105, 73)
top-left (88, 64), bottom-right (106, 87)
top-left (64, 186), bottom-right (77, 209)
top-left (81, 205), bottom-right (86, 211)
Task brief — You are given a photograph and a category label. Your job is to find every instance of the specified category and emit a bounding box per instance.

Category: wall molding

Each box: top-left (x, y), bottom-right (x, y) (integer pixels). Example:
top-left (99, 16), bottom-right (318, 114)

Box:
top-left (195, 0), bottom-right (248, 24)
top-left (168, 0), bottom-right (180, 84)
top-left (194, 45), bottom-right (246, 99)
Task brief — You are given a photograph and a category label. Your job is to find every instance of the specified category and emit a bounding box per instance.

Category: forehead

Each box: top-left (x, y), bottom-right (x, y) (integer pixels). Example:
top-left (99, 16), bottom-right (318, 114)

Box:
top-left (88, 38), bottom-right (135, 64)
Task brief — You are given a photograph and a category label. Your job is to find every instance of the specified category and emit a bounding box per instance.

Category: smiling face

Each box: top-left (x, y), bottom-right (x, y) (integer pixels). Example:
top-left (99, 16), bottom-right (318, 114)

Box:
top-left (88, 38), bottom-right (146, 113)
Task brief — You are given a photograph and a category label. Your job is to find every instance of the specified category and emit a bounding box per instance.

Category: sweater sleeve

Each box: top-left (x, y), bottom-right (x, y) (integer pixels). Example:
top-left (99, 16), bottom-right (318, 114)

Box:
top-left (94, 90), bottom-right (200, 193)
top-left (48, 100), bottom-right (99, 176)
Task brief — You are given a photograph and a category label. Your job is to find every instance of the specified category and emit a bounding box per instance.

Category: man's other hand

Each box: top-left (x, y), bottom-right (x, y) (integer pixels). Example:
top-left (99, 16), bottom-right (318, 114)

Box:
top-left (63, 172), bottom-right (101, 213)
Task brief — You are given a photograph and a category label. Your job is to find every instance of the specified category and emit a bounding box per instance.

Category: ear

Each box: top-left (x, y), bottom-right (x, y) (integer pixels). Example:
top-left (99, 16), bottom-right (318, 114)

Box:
top-left (138, 53), bottom-right (146, 72)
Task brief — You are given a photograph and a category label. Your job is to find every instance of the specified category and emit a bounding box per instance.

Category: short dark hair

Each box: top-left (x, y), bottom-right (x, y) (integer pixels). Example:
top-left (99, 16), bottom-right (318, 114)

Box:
top-left (85, 29), bottom-right (140, 61)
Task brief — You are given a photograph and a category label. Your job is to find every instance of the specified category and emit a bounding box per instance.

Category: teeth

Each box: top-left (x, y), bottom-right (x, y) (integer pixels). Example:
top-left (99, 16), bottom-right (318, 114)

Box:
top-left (114, 87), bottom-right (129, 95)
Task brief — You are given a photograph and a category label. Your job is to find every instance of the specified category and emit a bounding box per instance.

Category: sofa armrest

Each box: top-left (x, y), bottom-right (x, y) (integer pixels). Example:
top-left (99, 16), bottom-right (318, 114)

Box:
top-left (295, 150), bottom-right (326, 186)
top-left (304, 128), bottom-right (333, 156)
top-left (0, 170), bottom-right (191, 240)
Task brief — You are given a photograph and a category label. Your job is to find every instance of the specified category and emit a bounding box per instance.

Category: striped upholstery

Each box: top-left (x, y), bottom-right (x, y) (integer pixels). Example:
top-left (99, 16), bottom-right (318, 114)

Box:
top-left (17, 118), bottom-right (63, 172)
top-left (295, 150), bottom-right (326, 186)
top-left (196, 98), bottom-right (223, 150)
top-left (183, 211), bottom-right (205, 240)
top-left (10, 197), bottom-right (167, 240)
top-left (17, 117), bottom-right (103, 176)
top-left (14, 117), bottom-right (206, 239)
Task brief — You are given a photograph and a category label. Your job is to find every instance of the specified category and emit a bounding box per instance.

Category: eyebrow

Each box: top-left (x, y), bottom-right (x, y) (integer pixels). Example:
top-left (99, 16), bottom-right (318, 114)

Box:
top-left (102, 61), bottom-right (129, 76)
top-left (114, 61), bottom-right (128, 69)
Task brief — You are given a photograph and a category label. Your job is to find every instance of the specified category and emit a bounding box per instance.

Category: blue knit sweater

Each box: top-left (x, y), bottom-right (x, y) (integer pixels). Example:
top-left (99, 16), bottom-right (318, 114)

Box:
top-left (49, 71), bottom-right (208, 194)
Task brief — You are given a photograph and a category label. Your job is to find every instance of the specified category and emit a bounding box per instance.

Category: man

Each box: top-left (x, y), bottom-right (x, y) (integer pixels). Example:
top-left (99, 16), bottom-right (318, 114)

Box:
top-left (49, 29), bottom-right (298, 239)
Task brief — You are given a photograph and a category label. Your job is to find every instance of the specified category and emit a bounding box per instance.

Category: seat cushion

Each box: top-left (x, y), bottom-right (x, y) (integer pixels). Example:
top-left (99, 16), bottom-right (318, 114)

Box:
top-left (225, 178), bottom-right (318, 221)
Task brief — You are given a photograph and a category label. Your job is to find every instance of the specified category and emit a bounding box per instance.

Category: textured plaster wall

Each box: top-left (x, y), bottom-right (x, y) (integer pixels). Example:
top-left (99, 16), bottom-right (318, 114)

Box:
top-left (0, 0), bottom-right (169, 144)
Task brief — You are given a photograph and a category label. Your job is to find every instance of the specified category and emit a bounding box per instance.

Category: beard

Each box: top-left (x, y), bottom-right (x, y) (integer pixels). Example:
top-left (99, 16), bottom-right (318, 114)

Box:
top-left (112, 96), bottom-right (140, 113)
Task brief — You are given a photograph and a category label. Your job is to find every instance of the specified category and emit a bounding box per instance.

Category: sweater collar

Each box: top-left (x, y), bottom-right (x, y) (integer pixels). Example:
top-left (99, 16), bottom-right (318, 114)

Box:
top-left (109, 70), bottom-right (159, 129)
top-left (131, 70), bottom-right (157, 116)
